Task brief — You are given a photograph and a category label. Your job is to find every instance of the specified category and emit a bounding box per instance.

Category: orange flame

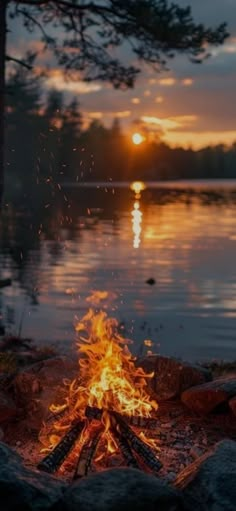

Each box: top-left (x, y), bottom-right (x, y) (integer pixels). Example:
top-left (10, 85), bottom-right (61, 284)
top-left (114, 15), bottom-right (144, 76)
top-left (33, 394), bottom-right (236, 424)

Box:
top-left (39, 292), bottom-right (158, 461)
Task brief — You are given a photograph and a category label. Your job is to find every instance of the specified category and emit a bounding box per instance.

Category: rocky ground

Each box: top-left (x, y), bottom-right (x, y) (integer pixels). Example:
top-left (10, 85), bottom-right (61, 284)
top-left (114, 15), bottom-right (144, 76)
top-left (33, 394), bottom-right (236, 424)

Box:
top-left (0, 335), bottom-right (236, 510)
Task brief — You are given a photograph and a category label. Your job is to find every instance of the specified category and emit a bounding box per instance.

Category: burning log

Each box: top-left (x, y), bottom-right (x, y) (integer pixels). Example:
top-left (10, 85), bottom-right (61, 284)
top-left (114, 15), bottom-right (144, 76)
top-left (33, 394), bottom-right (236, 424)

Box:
top-left (85, 405), bottom-right (103, 421)
top-left (85, 406), bottom-right (159, 430)
top-left (111, 412), bottom-right (162, 473)
top-left (111, 425), bottom-right (140, 469)
top-left (73, 425), bottom-right (102, 479)
top-left (45, 408), bottom-right (69, 426)
top-left (37, 420), bottom-right (85, 473)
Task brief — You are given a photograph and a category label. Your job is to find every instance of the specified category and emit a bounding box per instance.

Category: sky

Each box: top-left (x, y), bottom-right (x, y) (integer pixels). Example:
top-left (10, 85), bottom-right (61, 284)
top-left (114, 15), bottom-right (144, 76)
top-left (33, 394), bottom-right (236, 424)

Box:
top-left (8, 0), bottom-right (236, 149)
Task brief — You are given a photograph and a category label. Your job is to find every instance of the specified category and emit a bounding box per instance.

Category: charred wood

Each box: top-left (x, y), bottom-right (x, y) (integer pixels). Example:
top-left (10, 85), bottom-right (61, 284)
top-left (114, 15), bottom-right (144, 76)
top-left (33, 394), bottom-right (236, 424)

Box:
top-left (85, 405), bottom-right (103, 421)
top-left (85, 406), bottom-right (159, 429)
top-left (111, 412), bottom-right (162, 473)
top-left (73, 425), bottom-right (102, 479)
top-left (37, 420), bottom-right (85, 473)
top-left (111, 423), bottom-right (140, 469)
top-left (45, 408), bottom-right (69, 426)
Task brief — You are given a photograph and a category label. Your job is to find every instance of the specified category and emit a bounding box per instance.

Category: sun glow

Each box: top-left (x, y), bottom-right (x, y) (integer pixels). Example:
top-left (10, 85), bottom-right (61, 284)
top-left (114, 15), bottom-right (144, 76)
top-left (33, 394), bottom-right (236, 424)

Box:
top-left (132, 132), bottom-right (145, 145)
top-left (130, 181), bottom-right (146, 194)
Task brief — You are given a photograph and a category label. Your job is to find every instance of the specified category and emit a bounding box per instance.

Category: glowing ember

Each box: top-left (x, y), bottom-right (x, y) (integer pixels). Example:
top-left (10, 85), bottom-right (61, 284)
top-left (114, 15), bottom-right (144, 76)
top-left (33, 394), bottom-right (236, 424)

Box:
top-left (39, 292), bottom-right (159, 471)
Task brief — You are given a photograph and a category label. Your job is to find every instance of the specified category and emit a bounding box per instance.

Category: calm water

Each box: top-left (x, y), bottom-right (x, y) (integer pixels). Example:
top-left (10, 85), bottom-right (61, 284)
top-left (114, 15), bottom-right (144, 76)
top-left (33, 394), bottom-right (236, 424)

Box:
top-left (1, 180), bottom-right (236, 362)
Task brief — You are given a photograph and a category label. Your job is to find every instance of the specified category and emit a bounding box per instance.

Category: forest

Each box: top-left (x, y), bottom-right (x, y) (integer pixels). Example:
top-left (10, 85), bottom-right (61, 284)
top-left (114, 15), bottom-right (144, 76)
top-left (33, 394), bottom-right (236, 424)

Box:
top-left (5, 64), bottom-right (236, 204)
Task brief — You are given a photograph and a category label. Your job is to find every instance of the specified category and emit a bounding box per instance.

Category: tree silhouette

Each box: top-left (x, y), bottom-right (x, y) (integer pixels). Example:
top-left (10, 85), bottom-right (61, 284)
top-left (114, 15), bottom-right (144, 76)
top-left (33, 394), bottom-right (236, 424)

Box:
top-left (5, 72), bottom-right (236, 189)
top-left (0, 0), bottom-right (229, 200)
top-left (6, 63), bottom-right (44, 193)
top-left (59, 97), bottom-right (83, 179)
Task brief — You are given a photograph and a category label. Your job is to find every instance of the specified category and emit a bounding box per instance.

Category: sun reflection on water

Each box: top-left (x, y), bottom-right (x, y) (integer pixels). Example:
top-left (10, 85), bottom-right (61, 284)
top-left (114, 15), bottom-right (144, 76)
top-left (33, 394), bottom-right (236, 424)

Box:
top-left (130, 181), bottom-right (146, 195)
top-left (130, 182), bottom-right (146, 249)
top-left (131, 200), bottom-right (143, 249)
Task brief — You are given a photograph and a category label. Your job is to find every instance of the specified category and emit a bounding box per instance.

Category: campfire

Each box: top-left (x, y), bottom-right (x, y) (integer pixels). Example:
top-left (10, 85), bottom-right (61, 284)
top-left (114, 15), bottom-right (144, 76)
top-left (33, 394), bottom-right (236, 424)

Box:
top-left (37, 293), bottom-right (161, 478)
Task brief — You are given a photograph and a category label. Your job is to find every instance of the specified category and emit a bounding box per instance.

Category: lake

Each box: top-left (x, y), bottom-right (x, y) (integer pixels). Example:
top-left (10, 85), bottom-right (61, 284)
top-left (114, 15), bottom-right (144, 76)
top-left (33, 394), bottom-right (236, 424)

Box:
top-left (1, 179), bottom-right (236, 362)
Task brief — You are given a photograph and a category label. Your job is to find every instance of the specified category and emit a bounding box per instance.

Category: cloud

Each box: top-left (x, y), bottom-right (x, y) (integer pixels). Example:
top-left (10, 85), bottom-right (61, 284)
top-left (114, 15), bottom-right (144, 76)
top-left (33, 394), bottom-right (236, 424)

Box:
top-left (155, 96), bottom-right (164, 103)
top-left (211, 40), bottom-right (236, 56)
top-left (112, 111), bottom-right (131, 118)
top-left (87, 112), bottom-right (103, 119)
top-left (85, 110), bottom-right (131, 121)
top-left (164, 130), bottom-right (236, 149)
top-left (141, 115), bottom-right (197, 131)
top-left (158, 78), bottom-right (176, 86)
top-left (181, 78), bottom-right (194, 86)
top-left (171, 115), bottom-right (198, 124)
top-left (8, 0), bottom-right (236, 147)
top-left (45, 71), bottom-right (102, 94)
top-left (141, 116), bottom-right (180, 130)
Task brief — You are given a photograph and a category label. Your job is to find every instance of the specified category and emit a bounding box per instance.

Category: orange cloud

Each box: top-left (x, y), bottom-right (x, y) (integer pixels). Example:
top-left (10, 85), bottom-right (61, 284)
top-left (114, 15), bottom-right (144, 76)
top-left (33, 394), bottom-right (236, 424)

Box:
top-left (141, 115), bottom-right (197, 131)
top-left (88, 112), bottom-right (103, 119)
top-left (45, 69), bottom-right (102, 93)
top-left (141, 115), bottom-right (180, 130)
top-left (159, 78), bottom-right (176, 86)
top-left (131, 98), bottom-right (141, 104)
top-left (155, 96), bottom-right (164, 103)
top-left (171, 115), bottom-right (198, 124)
top-left (113, 110), bottom-right (131, 118)
top-left (87, 110), bottom-right (131, 120)
top-left (181, 78), bottom-right (193, 86)
top-left (163, 131), bottom-right (236, 149)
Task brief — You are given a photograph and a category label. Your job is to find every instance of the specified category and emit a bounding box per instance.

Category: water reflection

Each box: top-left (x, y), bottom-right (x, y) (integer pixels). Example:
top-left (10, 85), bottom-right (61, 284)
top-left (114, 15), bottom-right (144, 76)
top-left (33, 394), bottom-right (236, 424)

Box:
top-left (1, 181), bottom-right (236, 361)
top-left (131, 200), bottom-right (143, 249)
top-left (130, 181), bottom-right (145, 248)
top-left (130, 181), bottom-right (146, 194)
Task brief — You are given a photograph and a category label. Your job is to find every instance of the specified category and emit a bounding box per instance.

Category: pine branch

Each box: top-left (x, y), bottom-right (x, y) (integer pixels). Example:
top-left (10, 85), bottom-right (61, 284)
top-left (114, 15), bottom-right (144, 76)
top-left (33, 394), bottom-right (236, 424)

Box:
top-left (5, 55), bottom-right (33, 69)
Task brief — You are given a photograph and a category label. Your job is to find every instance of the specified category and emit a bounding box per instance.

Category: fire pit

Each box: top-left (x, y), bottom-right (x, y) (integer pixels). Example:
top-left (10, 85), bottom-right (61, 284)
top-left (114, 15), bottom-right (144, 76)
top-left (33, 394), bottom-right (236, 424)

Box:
top-left (38, 406), bottom-right (161, 477)
top-left (37, 301), bottom-right (161, 478)
top-left (1, 289), bottom-right (235, 511)
top-left (1, 294), bottom-right (236, 511)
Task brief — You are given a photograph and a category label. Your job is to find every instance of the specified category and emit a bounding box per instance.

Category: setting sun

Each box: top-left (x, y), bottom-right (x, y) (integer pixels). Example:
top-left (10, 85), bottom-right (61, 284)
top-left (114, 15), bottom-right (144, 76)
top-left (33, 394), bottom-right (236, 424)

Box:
top-left (132, 132), bottom-right (145, 145)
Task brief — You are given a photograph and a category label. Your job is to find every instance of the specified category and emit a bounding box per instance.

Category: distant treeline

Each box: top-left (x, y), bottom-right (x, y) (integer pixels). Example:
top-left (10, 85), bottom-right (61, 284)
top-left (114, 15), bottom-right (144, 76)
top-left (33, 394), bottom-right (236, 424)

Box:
top-left (5, 66), bottom-right (236, 200)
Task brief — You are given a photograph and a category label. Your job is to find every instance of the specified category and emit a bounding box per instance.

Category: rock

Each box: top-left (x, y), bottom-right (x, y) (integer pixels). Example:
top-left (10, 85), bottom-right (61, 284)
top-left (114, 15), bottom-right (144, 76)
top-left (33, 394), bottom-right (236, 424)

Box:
top-left (0, 441), bottom-right (66, 511)
top-left (0, 336), bottom-right (33, 352)
top-left (189, 446), bottom-right (203, 460)
top-left (24, 356), bottom-right (77, 387)
top-left (0, 278), bottom-right (12, 288)
top-left (53, 467), bottom-right (183, 511)
top-left (146, 278), bottom-right (156, 285)
top-left (13, 372), bottom-right (41, 404)
top-left (175, 439), bottom-right (236, 510)
top-left (0, 324), bottom-right (5, 336)
top-left (229, 396), bottom-right (236, 416)
top-left (181, 375), bottom-right (236, 414)
top-left (165, 472), bottom-right (177, 483)
top-left (0, 390), bottom-right (17, 423)
top-left (138, 355), bottom-right (212, 400)
top-left (12, 356), bottom-right (78, 431)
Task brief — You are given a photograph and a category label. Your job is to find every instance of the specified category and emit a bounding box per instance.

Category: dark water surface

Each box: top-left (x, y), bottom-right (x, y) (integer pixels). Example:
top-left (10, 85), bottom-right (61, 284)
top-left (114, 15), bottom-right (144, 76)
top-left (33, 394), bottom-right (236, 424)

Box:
top-left (1, 180), bottom-right (236, 362)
